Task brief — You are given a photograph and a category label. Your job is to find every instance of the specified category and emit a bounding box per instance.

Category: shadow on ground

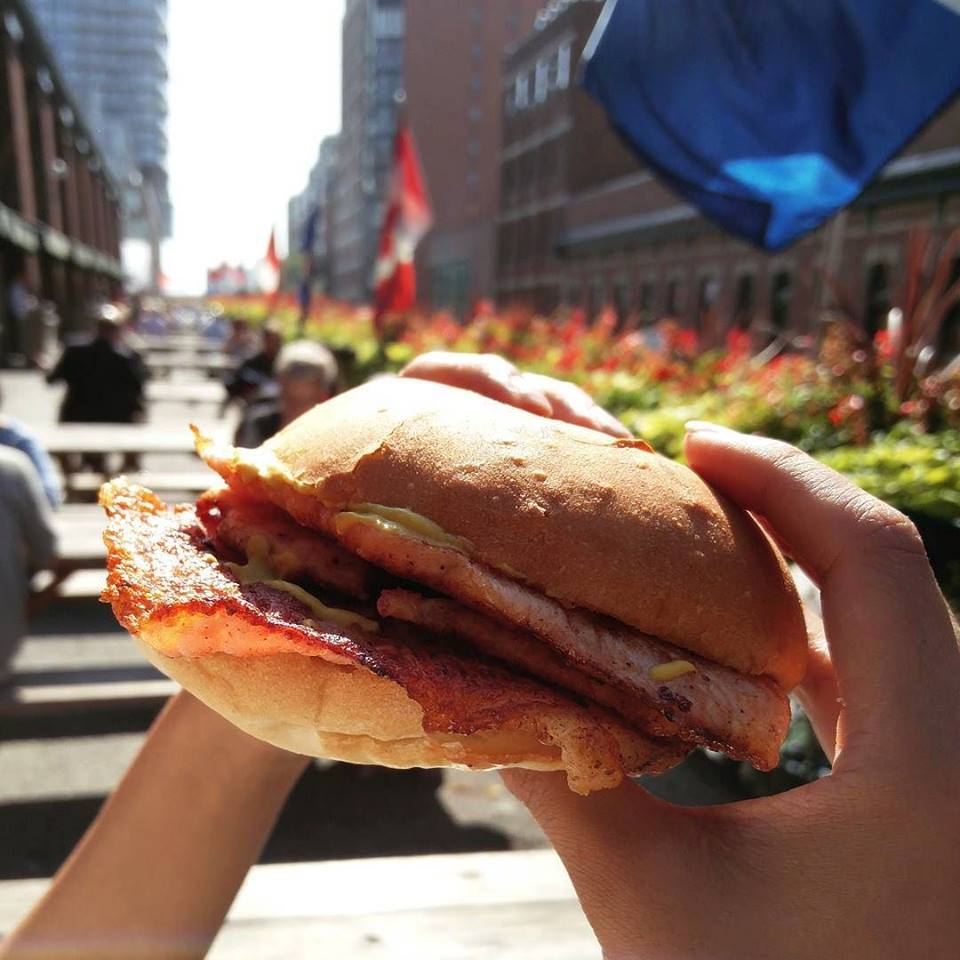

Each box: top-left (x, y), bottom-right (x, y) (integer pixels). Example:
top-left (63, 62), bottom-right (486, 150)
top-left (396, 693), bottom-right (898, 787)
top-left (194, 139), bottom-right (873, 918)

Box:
top-left (0, 761), bottom-right (509, 880)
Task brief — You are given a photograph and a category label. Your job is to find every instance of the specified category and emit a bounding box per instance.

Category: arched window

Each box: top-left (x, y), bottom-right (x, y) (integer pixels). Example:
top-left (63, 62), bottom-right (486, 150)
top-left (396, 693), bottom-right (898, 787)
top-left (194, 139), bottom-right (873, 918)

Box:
top-left (864, 262), bottom-right (891, 339)
top-left (770, 271), bottom-right (792, 331)
top-left (734, 274), bottom-right (755, 330)
top-left (665, 279), bottom-right (680, 317)
top-left (697, 276), bottom-right (719, 332)
top-left (637, 281), bottom-right (654, 325)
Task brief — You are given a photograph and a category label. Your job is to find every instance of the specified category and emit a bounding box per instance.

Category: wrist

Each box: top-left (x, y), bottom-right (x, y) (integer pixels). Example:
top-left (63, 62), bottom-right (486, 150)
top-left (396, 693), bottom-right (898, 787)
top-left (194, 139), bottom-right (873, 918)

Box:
top-left (159, 692), bottom-right (310, 787)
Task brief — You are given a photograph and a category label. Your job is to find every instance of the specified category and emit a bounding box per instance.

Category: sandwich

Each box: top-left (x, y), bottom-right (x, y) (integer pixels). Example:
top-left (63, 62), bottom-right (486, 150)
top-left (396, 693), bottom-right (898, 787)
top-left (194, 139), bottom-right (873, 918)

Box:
top-left (100, 376), bottom-right (806, 794)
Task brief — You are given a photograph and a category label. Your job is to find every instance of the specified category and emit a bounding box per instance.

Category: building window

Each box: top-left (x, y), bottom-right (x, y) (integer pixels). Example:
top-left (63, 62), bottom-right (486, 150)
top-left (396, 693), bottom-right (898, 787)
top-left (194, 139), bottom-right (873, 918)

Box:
top-left (556, 40), bottom-right (572, 89)
top-left (587, 280), bottom-right (604, 319)
top-left (637, 281), bottom-right (654, 322)
top-left (613, 282), bottom-right (628, 324)
top-left (864, 262), bottom-right (890, 338)
top-left (665, 279), bottom-right (681, 316)
top-left (535, 58), bottom-right (550, 103)
top-left (734, 274), bottom-right (755, 329)
top-left (697, 276), bottom-right (719, 331)
top-left (567, 282), bottom-right (583, 307)
top-left (770, 271), bottom-right (792, 331)
top-left (514, 72), bottom-right (529, 109)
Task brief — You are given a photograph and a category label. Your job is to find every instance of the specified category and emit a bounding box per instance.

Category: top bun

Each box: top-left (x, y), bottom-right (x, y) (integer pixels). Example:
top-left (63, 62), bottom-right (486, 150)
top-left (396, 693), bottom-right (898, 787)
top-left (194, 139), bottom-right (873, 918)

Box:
top-left (216, 376), bottom-right (806, 688)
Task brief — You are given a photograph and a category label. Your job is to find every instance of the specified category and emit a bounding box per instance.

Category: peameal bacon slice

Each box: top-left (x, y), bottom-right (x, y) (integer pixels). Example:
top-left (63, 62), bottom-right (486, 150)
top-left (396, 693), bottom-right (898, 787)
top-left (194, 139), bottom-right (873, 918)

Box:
top-left (100, 479), bottom-right (687, 794)
top-left (331, 518), bottom-right (791, 770)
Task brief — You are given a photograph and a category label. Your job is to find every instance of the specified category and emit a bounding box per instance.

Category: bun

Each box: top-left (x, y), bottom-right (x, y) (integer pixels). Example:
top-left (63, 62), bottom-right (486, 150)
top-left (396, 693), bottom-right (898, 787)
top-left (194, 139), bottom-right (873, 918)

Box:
top-left (204, 377), bottom-right (806, 688)
top-left (136, 638), bottom-right (682, 796)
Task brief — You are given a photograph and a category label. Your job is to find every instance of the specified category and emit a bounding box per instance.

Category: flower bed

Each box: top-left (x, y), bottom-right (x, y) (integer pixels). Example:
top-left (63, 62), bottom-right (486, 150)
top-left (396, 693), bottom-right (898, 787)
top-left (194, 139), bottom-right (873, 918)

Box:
top-left (211, 295), bottom-right (959, 525)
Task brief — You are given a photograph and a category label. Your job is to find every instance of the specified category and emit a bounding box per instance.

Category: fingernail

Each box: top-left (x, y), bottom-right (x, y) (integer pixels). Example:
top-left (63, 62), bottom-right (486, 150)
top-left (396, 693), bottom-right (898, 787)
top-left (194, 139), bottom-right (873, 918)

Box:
top-left (684, 420), bottom-right (736, 434)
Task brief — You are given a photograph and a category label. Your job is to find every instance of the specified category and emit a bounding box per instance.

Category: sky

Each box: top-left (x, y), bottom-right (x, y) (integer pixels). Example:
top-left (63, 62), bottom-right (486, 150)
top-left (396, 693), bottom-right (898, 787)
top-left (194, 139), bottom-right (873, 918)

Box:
top-left (123, 0), bottom-right (345, 295)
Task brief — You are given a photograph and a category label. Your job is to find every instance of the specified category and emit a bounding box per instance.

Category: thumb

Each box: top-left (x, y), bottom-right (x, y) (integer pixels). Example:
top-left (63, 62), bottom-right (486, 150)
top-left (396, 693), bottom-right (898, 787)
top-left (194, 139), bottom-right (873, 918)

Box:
top-left (685, 425), bottom-right (959, 767)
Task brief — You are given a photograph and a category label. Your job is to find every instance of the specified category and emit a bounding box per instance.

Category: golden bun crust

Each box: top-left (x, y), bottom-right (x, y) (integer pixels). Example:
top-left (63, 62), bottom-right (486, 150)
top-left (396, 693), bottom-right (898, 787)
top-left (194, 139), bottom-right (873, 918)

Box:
top-left (101, 479), bottom-right (685, 794)
top-left (206, 377), bottom-right (806, 688)
top-left (137, 640), bottom-right (680, 794)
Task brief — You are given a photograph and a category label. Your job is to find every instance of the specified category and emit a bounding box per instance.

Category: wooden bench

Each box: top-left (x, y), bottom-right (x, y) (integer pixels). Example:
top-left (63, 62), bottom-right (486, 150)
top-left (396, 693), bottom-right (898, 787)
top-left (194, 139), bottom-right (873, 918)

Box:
top-left (0, 850), bottom-right (599, 959)
top-left (65, 470), bottom-right (216, 496)
top-left (146, 381), bottom-right (226, 405)
top-left (0, 675), bottom-right (176, 717)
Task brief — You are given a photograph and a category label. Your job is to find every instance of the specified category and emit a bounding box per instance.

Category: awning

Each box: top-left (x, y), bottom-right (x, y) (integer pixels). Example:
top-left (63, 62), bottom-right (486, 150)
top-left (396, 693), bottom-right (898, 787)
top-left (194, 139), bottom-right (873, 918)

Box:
top-left (42, 226), bottom-right (72, 261)
top-left (0, 203), bottom-right (40, 252)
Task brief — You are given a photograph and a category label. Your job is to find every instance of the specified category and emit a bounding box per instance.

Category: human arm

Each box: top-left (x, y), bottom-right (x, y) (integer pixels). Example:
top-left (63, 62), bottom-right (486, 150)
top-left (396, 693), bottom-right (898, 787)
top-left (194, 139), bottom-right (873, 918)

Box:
top-left (12, 428), bottom-right (62, 509)
top-left (15, 451), bottom-right (57, 571)
top-left (0, 692), bottom-right (309, 960)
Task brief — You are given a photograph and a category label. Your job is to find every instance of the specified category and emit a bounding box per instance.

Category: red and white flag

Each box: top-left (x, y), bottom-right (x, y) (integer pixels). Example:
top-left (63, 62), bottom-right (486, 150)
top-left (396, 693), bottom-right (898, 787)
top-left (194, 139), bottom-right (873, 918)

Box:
top-left (373, 123), bottom-right (432, 332)
top-left (257, 227), bottom-right (282, 298)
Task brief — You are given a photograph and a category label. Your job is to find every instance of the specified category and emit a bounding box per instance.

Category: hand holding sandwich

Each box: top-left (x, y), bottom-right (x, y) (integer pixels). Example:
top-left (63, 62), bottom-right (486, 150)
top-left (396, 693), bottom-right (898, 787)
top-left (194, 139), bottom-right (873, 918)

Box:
top-left (410, 353), bottom-right (960, 957)
top-left (504, 424), bottom-right (959, 960)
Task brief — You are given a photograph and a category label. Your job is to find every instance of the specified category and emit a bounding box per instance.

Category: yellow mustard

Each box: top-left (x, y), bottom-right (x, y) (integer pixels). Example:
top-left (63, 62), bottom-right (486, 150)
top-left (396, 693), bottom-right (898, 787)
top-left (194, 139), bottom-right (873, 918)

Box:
top-left (649, 660), bottom-right (697, 682)
top-left (226, 535), bottom-right (378, 633)
top-left (335, 503), bottom-right (471, 552)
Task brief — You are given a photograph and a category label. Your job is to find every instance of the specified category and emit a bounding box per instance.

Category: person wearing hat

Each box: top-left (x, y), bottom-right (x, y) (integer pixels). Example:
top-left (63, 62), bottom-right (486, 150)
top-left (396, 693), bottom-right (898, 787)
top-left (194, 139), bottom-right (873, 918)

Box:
top-left (224, 318), bottom-right (284, 405)
top-left (47, 304), bottom-right (147, 425)
top-left (233, 339), bottom-right (339, 448)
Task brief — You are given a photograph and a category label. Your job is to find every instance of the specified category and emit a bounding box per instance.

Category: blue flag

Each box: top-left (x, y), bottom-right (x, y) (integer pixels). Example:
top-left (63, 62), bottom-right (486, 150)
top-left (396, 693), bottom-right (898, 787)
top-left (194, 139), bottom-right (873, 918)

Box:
top-left (582, 0), bottom-right (960, 250)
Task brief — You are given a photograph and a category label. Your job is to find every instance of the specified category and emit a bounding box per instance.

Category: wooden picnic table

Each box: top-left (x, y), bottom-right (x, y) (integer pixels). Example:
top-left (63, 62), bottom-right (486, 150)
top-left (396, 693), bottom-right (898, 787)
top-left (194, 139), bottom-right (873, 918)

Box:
top-left (32, 423), bottom-right (224, 503)
top-left (147, 354), bottom-right (235, 378)
top-left (35, 423), bottom-right (202, 457)
top-left (139, 335), bottom-right (226, 354)
top-left (146, 380), bottom-right (226, 405)
top-left (0, 850), bottom-right (600, 959)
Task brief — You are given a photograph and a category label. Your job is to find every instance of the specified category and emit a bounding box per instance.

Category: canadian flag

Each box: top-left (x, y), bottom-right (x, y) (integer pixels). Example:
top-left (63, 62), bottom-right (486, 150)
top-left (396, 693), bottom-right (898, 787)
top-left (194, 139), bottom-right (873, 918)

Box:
top-left (257, 227), bottom-right (282, 298)
top-left (373, 123), bottom-right (432, 332)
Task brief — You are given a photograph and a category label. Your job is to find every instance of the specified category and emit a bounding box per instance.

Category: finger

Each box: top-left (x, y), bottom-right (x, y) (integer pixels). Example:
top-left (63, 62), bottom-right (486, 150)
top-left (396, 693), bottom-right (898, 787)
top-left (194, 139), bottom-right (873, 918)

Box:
top-left (796, 608), bottom-right (841, 763)
top-left (523, 373), bottom-right (632, 438)
top-left (684, 424), bottom-right (960, 762)
top-left (400, 352), bottom-right (553, 417)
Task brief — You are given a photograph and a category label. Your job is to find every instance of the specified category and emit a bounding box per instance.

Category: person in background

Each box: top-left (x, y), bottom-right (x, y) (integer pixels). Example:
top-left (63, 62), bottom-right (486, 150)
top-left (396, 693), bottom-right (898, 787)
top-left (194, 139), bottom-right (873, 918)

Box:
top-left (0, 385), bottom-right (61, 508)
top-left (47, 304), bottom-right (146, 425)
top-left (234, 339), bottom-right (339, 448)
top-left (46, 303), bottom-right (148, 474)
top-left (0, 446), bottom-right (57, 686)
top-left (223, 316), bottom-right (253, 359)
top-left (224, 319), bottom-right (283, 405)
top-left (4, 269), bottom-right (36, 368)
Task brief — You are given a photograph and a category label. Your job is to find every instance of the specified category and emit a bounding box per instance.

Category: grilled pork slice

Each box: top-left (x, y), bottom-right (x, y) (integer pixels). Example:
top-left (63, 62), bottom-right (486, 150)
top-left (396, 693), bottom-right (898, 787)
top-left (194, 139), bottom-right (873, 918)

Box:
top-left (197, 487), bottom-right (375, 600)
top-left (335, 517), bottom-right (790, 770)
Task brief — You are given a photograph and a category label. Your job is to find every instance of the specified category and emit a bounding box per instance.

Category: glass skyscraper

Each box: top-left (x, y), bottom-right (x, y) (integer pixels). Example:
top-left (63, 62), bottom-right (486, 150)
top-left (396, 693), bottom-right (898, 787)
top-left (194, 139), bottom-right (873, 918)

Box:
top-left (26, 0), bottom-right (171, 240)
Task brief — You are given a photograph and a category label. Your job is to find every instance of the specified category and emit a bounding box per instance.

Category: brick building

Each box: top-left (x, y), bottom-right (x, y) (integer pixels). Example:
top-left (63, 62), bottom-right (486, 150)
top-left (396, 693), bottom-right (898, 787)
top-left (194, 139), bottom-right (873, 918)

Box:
top-left (405, 0), bottom-right (542, 315)
top-left (496, 0), bottom-right (960, 345)
top-left (1, 0), bottom-right (122, 351)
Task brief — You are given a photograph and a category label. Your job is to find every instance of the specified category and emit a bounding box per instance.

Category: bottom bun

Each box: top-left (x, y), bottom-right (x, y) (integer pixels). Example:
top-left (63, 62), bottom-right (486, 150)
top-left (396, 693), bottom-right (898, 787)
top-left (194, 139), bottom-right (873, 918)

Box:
top-left (137, 636), bottom-right (684, 794)
top-left (140, 640), bottom-right (563, 773)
